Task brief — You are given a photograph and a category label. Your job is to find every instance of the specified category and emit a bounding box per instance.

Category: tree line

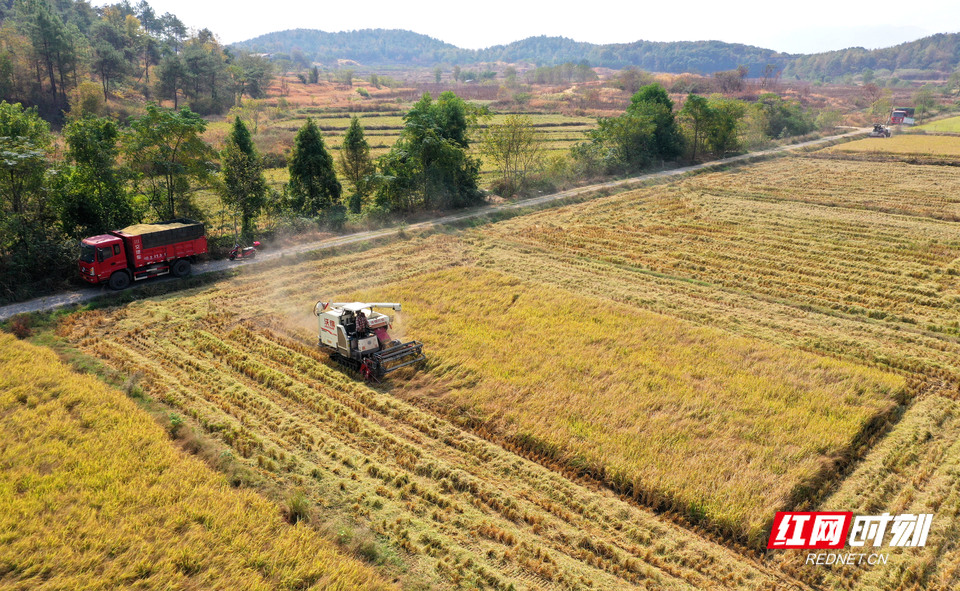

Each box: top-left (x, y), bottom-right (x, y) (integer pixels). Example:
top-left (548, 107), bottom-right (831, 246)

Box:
top-left (1, 70), bottom-right (816, 304)
top-left (0, 89), bottom-right (488, 302)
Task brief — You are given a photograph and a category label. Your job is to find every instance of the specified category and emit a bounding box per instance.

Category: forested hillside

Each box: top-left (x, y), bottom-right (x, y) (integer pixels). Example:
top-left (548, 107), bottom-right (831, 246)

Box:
top-left (0, 0), bottom-right (272, 120)
top-left (234, 28), bottom-right (460, 66)
top-left (236, 27), bottom-right (960, 79)
top-left (236, 29), bottom-right (793, 74)
top-left (784, 32), bottom-right (960, 79)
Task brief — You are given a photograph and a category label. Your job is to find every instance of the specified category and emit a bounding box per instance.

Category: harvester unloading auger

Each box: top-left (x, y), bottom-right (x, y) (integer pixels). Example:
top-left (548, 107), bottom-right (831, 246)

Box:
top-left (314, 301), bottom-right (426, 381)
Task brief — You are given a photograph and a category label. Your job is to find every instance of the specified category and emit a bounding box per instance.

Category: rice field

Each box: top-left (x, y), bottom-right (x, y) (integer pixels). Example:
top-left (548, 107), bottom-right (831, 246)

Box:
top-left (0, 333), bottom-right (391, 590)
top-left (914, 116), bottom-right (960, 133)
top-left (35, 141), bottom-right (960, 588)
top-left (492, 186), bottom-right (960, 340)
top-left (773, 388), bottom-right (960, 591)
top-left (681, 156), bottom-right (960, 221)
top-left (54, 218), bottom-right (908, 550)
top-left (52, 290), bottom-right (800, 590)
top-left (822, 134), bottom-right (960, 163)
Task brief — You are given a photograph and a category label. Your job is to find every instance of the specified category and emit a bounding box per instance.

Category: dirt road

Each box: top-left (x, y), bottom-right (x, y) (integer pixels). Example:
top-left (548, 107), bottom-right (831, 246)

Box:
top-left (0, 128), bottom-right (865, 322)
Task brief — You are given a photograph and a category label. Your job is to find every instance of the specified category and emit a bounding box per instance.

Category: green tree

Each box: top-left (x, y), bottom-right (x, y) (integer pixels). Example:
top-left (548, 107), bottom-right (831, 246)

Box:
top-left (914, 86), bottom-right (936, 124)
top-left (14, 0), bottom-right (77, 111)
top-left (627, 84), bottom-right (683, 160)
top-left (705, 96), bottom-right (745, 157)
top-left (338, 116), bottom-right (373, 213)
top-left (0, 100), bottom-right (50, 219)
top-left (374, 92), bottom-right (483, 212)
top-left (220, 117), bottom-right (266, 242)
top-left (230, 52), bottom-right (273, 101)
top-left (571, 83), bottom-right (680, 174)
top-left (55, 115), bottom-right (136, 238)
top-left (0, 100), bottom-right (72, 301)
top-left (178, 29), bottom-right (230, 114)
top-left (481, 114), bottom-right (545, 196)
top-left (752, 93), bottom-right (813, 138)
top-left (123, 104), bottom-right (211, 220)
top-left (433, 66), bottom-right (442, 84)
top-left (680, 94), bottom-right (712, 162)
top-left (155, 53), bottom-right (183, 108)
top-left (288, 118), bottom-right (341, 216)
top-left (90, 16), bottom-right (133, 100)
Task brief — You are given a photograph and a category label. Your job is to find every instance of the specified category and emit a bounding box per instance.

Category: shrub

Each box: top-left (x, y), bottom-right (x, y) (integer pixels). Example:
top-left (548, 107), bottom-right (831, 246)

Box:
top-left (168, 413), bottom-right (184, 437)
top-left (10, 315), bottom-right (31, 339)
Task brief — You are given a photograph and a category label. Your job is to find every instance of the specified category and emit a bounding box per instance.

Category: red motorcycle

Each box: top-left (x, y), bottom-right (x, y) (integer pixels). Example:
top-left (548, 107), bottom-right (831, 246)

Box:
top-left (228, 241), bottom-right (260, 260)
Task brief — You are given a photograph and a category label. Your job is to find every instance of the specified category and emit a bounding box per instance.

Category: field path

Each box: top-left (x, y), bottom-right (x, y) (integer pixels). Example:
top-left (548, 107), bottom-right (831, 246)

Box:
top-left (0, 128), bottom-right (866, 322)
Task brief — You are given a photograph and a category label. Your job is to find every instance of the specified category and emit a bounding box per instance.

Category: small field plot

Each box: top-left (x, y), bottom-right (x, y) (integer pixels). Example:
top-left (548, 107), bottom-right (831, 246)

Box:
top-left (822, 134), bottom-right (960, 164)
top-left (683, 156), bottom-right (960, 221)
top-left (913, 115), bottom-right (960, 132)
top-left (0, 333), bottom-right (390, 591)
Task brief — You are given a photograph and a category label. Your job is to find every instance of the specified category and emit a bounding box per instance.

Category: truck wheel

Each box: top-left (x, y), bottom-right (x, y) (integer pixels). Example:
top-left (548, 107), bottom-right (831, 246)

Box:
top-left (108, 271), bottom-right (131, 290)
top-left (171, 259), bottom-right (191, 278)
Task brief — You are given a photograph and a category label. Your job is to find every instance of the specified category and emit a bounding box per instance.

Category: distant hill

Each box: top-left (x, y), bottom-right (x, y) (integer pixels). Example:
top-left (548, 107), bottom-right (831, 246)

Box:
top-left (234, 29), bottom-right (461, 66)
top-left (784, 32), bottom-right (960, 79)
top-left (234, 28), bottom-right (960, 79)
top-left (471, 37), bottom-right (793, 74)
top-left (233, 29), bottom-right (794, 74)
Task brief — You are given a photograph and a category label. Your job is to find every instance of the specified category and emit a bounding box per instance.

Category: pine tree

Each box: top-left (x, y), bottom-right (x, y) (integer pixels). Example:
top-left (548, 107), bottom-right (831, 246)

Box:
top-left (220, 117), bottom-right (266, 242)
top-left (338, 116), bottom-right (372, 213)
top-left (287, 118), bottom-right (341, 216)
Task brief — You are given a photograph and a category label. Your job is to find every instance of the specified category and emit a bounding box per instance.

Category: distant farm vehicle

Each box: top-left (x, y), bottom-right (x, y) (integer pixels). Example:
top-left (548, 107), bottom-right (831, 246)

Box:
top-left (890, 108), bottom-right (915, 126)
top-left (868, 124), bottom-right (891, 138)
top-left (314, 301), bottom-right (426, 381)
top-left (229, 241), bottom-right (260, 261)
top-left (78, 219), bottom-right (207, 290)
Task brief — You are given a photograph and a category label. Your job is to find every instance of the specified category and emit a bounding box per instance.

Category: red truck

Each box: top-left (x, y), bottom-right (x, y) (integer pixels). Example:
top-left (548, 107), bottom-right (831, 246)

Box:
top-left (78, 219), bottom-right (207, 290)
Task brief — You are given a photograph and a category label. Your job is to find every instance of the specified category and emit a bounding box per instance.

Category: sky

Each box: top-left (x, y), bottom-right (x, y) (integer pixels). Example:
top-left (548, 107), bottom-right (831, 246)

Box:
top-left (104, 0), bottom-right (960, 55)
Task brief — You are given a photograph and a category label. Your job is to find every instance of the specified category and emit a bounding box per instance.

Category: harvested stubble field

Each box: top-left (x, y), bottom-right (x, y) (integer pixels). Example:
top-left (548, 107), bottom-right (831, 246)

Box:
top-left (680, 156), bottom-right (960, 221)
top-left (48, 144), bottom-right (960, 589)
top-left (0, 333), bottom-right (391, 591)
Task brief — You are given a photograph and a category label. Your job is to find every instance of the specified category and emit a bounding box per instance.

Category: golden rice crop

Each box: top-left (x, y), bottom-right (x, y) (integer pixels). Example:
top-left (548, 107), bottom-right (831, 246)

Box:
top-left (824, 134), bottom-right (960, 160)
top-left (914, 116), bottom-right (960, 133)
top-left (354, 267), bottom-right (904, 545)
top-left (0, 333), bottom-right (392, 591)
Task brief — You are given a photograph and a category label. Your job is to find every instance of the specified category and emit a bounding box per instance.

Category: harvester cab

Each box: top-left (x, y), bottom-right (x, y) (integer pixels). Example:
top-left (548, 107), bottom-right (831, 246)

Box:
top-left (868, 123), bottom-right (891, 138)
top-left (314, 301), bottom-right (425, 381)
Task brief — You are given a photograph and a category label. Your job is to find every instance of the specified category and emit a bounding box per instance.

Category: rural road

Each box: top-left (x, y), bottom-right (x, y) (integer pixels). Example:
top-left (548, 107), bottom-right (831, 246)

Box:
top-left (0, 128), bottom-right (867, 322)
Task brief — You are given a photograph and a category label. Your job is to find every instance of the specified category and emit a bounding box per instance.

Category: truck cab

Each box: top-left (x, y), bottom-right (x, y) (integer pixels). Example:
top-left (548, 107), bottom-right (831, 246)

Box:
top-left (78, 235), bottom-right (127, 285)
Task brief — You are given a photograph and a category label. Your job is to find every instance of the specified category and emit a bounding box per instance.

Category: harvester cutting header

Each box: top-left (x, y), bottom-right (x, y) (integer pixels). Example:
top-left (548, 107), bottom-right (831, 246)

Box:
top-left (314, 301), bottom-right (425, 381)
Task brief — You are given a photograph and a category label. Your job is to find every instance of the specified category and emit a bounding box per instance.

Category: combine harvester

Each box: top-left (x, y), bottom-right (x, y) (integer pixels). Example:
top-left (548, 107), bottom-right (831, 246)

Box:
top-left (868, 123), bottom-right (891, 138)
top-left (314, 301), bottom-right (425, 381)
